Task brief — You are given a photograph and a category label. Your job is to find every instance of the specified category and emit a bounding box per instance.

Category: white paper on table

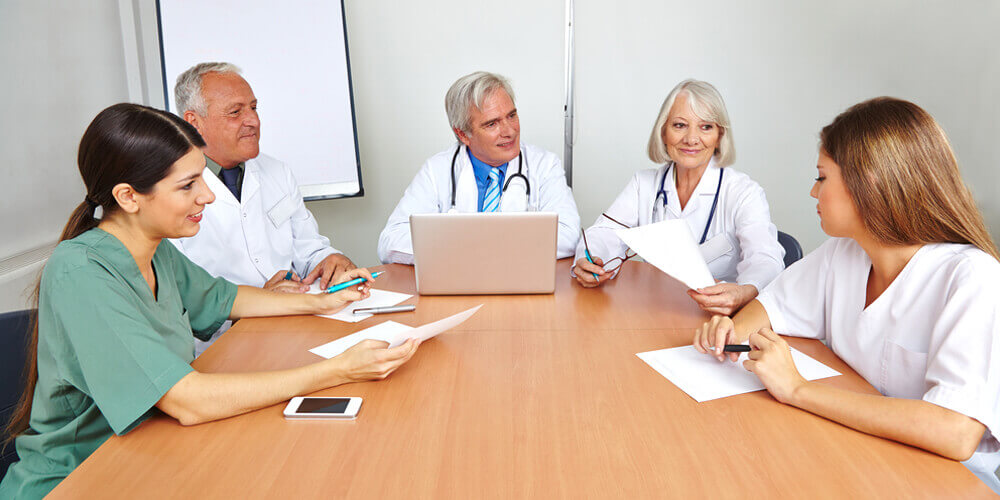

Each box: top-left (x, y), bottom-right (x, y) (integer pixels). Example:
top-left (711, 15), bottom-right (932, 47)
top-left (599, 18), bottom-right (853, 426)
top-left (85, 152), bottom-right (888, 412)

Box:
top-left (636, 345), bottom-right (841, 402)
top-left (614, 219), bottom-right (715, 289)
top-left (306, 283), bottom-right (413, 323)
top-left (308, 305), bottom-right (483, 359)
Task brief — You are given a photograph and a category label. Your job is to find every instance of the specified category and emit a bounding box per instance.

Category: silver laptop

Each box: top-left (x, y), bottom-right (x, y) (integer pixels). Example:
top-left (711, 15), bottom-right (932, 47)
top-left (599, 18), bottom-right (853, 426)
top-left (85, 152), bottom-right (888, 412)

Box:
top-left (410, 212), bottom-right (558, 295)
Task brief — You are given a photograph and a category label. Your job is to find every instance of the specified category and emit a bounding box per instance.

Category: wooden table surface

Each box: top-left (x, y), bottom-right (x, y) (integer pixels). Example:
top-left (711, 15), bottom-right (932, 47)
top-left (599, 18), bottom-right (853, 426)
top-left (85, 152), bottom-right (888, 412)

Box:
top-left (49, 261), bottom-right (993, 498)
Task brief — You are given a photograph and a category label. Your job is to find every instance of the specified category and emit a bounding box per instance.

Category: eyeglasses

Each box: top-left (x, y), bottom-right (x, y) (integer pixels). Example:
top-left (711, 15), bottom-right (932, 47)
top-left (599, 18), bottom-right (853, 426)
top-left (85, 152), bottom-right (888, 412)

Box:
top-left (580, 213), bottom-right (638, 276)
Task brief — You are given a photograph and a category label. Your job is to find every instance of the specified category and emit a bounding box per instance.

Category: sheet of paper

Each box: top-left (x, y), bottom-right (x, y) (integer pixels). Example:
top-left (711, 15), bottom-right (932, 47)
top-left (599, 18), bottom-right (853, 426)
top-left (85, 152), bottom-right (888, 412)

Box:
top-left (614, 219), bottom-right (715, 289)
top-left (636, 345), bottom-right (841, 402)
top-left (308, 305), bottom-right (483, 359)
top-left (307, 283), bottom-right (413, 323)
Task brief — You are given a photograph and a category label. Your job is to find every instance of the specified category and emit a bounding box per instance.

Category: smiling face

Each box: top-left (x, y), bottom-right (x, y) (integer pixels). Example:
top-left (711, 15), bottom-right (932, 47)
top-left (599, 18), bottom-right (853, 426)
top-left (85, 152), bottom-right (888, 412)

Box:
top-left (135, 148), bottom-right (215, 239)
top-left (810, 150), bottom-right (864, 238)
top-left (455, 88), bottom-right (520, 166)
top-left (661, 92), bottom-right (720, 171)
top-left (185, 72), bottom-right (260, 168)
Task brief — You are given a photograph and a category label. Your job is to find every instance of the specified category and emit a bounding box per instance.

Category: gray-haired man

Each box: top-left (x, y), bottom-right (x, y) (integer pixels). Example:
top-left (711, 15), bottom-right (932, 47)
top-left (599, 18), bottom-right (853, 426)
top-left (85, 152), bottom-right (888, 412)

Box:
top-left (377, 71), bottom-right (580, 264)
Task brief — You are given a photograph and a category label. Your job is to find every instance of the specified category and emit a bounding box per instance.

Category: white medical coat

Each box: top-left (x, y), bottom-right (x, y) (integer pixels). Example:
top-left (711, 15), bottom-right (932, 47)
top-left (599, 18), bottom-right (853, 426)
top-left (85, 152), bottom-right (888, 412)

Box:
top-left (378, 142), bottom-right (581, 264)
top-left (757, 238), bottom-right (1000, 490)
top-left (576, 160), bottom-right (784, 291)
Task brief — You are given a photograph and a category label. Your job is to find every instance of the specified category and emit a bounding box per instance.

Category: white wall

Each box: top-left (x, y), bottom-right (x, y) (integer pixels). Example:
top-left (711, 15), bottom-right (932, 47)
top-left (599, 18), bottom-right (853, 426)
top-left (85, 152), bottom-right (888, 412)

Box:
top-left (0, 1), bottom-right (132, 312)
top-left (570, 0), bottom-right (1000, 254)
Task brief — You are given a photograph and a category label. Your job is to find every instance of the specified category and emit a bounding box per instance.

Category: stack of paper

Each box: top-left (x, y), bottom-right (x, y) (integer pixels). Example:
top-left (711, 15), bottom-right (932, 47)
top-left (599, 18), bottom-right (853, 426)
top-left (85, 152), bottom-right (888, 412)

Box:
top-left (636, 345), bottom-right (840, 402)
top-left (309, 305), bottom-right (483, 359)
top-left (614, 219), bottom-right (715, 289)
top-left (307, 283), bottom-right (413, 323)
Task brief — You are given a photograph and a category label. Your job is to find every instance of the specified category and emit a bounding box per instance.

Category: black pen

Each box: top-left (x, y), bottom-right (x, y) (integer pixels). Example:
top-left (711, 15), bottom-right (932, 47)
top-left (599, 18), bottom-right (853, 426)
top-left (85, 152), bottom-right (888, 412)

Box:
top-left (721, 344), bottom-right (751, 353)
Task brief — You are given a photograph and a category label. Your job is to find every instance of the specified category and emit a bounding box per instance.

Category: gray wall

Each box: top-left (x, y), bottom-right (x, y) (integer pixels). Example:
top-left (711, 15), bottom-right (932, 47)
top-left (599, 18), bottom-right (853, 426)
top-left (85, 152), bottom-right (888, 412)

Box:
top-left (0, 0), bottom-right (132, 311)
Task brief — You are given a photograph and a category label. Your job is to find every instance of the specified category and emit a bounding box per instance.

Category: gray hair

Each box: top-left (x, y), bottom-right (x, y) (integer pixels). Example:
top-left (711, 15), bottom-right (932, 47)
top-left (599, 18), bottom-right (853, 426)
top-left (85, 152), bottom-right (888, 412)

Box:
top-left (174, 62), bottom-right (242, 116)
top-left (647, 79), bottom-right (735, 167)
top-left (445, 71), bottom-right (516, 137)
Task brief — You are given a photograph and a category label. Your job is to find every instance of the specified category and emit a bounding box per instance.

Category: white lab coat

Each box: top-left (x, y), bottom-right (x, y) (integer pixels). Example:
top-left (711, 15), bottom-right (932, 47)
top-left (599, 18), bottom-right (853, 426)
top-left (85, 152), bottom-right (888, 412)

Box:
top-left (576, 160), bottom-right (785, 291)
top-left (757, 238), bottom-right (1000, 492)
top-left (378, 142), bottom-right (581, 264)
top-left (171, 154), bottom-right (340, 354)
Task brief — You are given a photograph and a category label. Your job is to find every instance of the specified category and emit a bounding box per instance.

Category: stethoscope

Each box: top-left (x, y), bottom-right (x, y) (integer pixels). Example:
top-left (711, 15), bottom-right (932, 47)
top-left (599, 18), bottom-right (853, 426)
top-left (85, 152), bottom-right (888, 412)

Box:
top-left (449, 144), bottom-right (531, 210)
top-left (653, 163), bottom-right (724, 244)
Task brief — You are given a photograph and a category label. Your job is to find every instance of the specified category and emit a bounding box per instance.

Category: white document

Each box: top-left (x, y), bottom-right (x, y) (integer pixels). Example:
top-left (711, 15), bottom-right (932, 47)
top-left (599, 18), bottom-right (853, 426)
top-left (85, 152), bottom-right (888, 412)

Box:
top-left (307, 283), bottom-right (413, 323)
top-left (636, 345), bottom-right (841, 402)
top-left (614, 219), bottom-right (715, 289)
top-left (309, 305), bottom-right (483, 359)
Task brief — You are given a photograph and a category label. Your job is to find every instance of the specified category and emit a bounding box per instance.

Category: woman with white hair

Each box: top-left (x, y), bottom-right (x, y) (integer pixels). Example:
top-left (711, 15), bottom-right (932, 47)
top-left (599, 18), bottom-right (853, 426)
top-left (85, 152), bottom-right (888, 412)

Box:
top-left (574, 79), bottom-right (785, 315)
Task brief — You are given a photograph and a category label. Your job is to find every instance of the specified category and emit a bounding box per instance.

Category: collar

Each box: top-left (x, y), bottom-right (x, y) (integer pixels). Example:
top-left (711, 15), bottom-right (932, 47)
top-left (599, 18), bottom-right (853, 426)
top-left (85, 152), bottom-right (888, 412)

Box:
top-left (467, 148), bottom-right (508, 186)
top-left (204, 155), bottom-right (245, 178)
top-left (664, 157), bottom-right (723, 215)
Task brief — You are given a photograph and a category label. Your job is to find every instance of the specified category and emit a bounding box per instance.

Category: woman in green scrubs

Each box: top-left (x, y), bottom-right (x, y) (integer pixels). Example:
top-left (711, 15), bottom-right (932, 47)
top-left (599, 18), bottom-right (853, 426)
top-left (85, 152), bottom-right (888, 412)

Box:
top-left (0, 103), bottom-right (420, 499)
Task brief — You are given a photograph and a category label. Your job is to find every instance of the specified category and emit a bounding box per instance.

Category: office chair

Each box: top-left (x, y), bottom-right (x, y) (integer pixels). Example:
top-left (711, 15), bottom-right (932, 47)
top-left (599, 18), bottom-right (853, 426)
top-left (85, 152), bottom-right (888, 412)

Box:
top-left (777, 231), bottom-right (803, 268)
top-left (1, 309), bottom-right (33, 479)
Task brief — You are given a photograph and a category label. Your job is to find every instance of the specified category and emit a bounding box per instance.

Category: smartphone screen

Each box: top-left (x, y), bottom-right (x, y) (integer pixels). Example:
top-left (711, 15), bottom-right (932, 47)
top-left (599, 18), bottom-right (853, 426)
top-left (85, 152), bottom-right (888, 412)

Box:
top-left (296, 398), bottom-right (351, 414)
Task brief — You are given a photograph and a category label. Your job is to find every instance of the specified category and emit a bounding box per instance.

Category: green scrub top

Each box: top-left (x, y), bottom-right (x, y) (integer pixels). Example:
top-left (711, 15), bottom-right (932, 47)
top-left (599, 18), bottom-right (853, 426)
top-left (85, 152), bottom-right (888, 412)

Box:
top-left (0, 228), bottom-right (237, 499)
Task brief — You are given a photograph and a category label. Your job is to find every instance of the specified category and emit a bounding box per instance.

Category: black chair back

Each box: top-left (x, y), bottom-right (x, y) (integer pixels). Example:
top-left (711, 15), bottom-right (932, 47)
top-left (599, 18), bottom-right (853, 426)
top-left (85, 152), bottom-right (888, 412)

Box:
top-left (1, 309), bottom-right (33, 479)
top-left (777, 231), bottom-right (804, 268)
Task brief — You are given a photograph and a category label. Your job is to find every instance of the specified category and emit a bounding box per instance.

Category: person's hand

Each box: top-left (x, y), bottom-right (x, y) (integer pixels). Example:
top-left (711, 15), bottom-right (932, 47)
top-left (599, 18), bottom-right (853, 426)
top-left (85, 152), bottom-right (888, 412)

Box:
top-left (693, 315), bottom-right (741, 362)
top-left (304, 253), bottom-right (357, 289)
top-left (263, 269), bottom-right (308, 293)
top-left (743, 328), bottom-right (808, 404)
top-left (573, 257), bottom-right (611, 288)
top-left (334, 338), bottom-right (420, 382)
top-left (313, 268), bottom-right (374, 315)
top-left (687, 283), bottom-right (758, 315)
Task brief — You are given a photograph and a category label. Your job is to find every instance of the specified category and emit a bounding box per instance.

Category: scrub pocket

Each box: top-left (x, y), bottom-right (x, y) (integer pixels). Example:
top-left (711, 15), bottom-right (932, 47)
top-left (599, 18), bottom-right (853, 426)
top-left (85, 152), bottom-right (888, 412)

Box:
top-left (267, 195), bottom-right (297, 228)
top-left (882, 341), bottom-right (929, 399)
top-left (699, 233), bottom-right (735, 263)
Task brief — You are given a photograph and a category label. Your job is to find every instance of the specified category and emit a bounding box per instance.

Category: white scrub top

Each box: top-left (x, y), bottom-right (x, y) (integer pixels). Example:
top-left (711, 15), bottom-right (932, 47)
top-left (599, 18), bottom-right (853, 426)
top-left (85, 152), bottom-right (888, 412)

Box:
top-left (377, 142), bottom-right (581, 264)
top-left (757, 237), bottom-right (1000, 489)
top-left (576, 160), bottom-right (785, 291)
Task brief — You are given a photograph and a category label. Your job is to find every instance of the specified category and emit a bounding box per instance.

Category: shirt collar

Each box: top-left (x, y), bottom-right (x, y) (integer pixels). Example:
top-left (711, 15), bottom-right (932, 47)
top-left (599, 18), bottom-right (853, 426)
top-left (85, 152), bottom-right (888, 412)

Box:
top-left (204, 155), bottom-right (244, 178)
top-left (467, 148), bottom-right (508, 185)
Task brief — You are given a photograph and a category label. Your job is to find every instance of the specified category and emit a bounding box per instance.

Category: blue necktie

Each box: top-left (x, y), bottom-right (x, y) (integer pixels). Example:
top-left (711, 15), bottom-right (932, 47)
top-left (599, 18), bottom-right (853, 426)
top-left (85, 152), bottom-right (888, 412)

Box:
top-left (220, 167), bottom-right (241, 201)
top-left (482, 168), bottom-right (501, 212)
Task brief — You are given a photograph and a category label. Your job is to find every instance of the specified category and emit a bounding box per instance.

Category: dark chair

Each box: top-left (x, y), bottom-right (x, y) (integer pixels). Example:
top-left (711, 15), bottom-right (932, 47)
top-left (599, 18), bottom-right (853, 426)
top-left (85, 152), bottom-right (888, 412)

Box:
top-left (777, 231), bottom-right (803, 268)
top-left (1, 309), bottom-right (33, 479)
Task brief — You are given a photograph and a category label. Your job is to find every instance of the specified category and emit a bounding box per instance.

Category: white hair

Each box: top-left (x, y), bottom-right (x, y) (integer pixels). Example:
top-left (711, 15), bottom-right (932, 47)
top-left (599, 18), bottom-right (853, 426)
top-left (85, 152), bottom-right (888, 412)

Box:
top-left (445, 71), bottom-right (516, 137)
top-left (647, 79), bottom-right (735, 167)
top-left (174, 62), bottom-right (242, 116)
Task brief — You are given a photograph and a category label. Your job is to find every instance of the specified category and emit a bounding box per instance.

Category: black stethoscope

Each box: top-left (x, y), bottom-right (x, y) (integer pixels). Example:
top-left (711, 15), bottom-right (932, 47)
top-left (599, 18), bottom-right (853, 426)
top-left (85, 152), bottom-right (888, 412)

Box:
top-left (653, 163), bottom-right (725, 244)
top-left (449, 144), bottom-right (531, 210)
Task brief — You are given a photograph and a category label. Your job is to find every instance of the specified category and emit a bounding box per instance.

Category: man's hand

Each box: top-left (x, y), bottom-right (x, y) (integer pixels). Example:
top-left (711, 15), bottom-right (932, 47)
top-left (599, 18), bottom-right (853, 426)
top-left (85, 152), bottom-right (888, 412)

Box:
top-left (303, 254), bottom-right (357, 289)
top-left (263, 270), bottom-right (308, 293)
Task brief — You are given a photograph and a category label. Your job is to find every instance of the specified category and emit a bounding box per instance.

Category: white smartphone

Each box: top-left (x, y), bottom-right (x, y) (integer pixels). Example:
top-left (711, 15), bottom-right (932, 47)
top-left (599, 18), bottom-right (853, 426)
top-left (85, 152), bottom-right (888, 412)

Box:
top-left (283, 397), bottom-right (362, 420)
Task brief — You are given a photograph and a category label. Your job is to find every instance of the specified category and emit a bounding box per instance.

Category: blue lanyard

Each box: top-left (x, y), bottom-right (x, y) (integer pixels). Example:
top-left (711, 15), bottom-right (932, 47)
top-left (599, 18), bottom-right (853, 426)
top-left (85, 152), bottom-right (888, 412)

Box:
top-left (656, 164), bottom-right (725, 244)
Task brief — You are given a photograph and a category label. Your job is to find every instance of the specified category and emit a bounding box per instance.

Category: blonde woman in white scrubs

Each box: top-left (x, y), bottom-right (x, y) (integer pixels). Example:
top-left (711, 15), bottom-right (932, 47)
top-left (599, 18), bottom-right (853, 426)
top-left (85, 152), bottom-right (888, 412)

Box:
top-left (693, 97), bottom-right (1000, 491)
top-left (574, 80), bottom-right (785, 316)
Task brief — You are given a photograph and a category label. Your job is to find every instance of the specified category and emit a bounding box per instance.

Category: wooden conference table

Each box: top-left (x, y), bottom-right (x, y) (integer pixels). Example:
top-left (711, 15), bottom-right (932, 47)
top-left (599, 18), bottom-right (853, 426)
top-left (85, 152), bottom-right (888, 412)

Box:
top-left (50, 261), bottom-right (992, 498)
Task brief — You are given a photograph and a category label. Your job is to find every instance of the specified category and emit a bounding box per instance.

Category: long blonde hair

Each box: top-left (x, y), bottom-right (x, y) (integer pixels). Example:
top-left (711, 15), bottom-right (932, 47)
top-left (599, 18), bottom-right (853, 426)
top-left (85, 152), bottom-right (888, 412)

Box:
top-left (820, 97), bottom-right (999, 260)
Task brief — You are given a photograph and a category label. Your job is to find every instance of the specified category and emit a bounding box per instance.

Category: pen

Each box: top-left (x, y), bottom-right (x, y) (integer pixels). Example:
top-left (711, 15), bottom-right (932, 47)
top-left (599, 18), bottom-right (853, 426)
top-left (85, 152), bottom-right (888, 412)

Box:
top-left (283, 269), bottom-right (293, 281)
top-left (720, 344), bottom-right (751, 353)
top-left (580, 229), bottom-right (600, 281)
top-left (353, 304), bottom-right (416, 315)
top-left (325, 271), bottom-right (384, 294)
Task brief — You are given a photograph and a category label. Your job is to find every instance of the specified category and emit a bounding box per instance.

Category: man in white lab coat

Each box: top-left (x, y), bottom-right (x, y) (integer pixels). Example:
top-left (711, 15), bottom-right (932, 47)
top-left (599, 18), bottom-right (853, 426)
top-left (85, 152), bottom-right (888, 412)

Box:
top-left (170, 62), bottom-right (355, 354)
top-left (377, 71), bottom-right (580, 264)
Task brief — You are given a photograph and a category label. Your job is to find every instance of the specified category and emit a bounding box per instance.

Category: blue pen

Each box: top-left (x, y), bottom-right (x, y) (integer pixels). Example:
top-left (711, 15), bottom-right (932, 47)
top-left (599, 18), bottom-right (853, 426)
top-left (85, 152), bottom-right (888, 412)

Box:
top-left (325, 271), bottom-right (384, 294)
top-left (580, 229), bottom-right (600, 281)
top-left (283, 270), bottom-right (293, 281)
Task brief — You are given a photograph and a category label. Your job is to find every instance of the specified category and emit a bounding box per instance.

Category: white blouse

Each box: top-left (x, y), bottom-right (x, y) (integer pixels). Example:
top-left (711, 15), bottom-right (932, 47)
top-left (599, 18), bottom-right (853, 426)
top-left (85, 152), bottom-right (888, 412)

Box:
top-left (757, 238), bottom-right (1000, 487)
